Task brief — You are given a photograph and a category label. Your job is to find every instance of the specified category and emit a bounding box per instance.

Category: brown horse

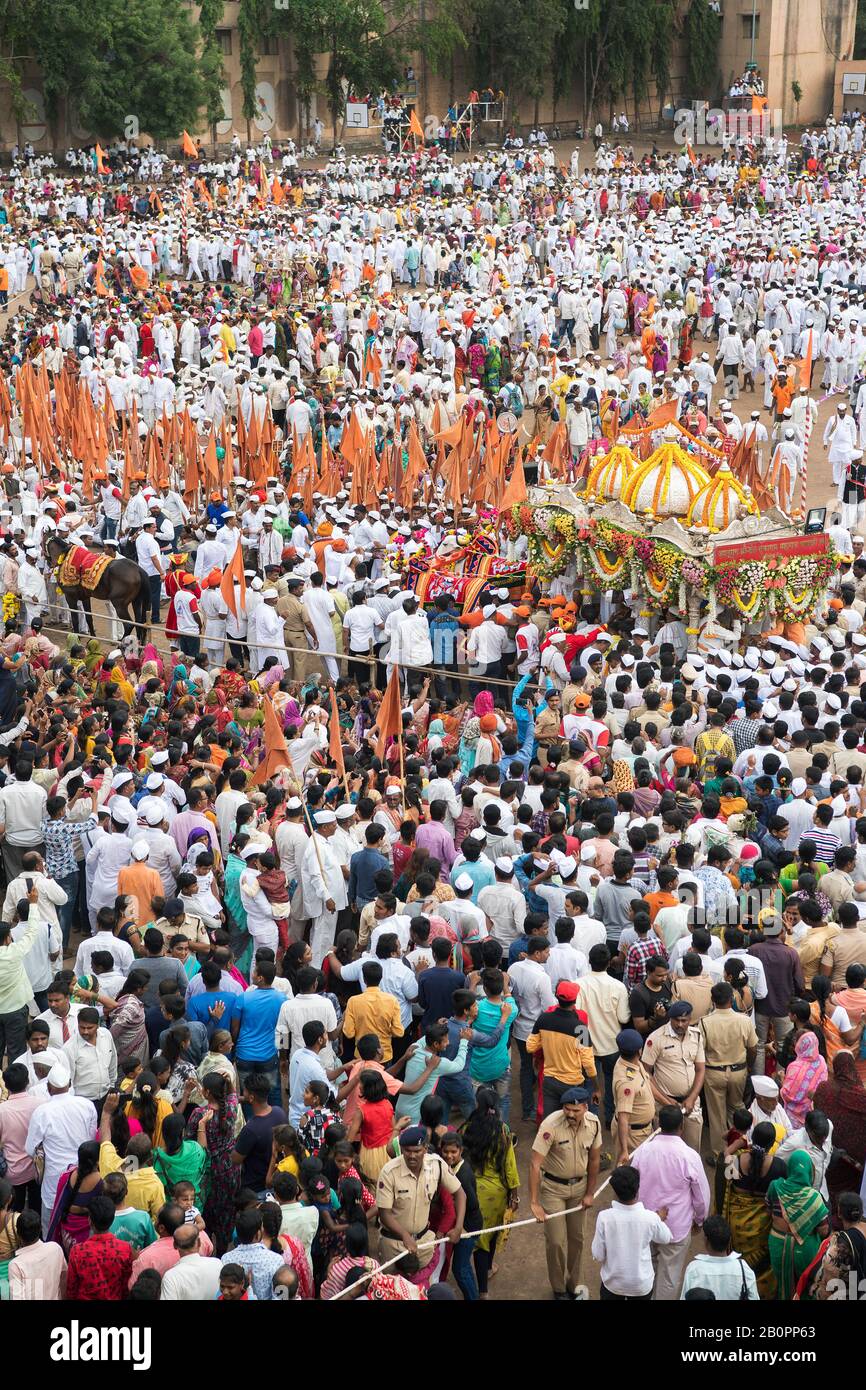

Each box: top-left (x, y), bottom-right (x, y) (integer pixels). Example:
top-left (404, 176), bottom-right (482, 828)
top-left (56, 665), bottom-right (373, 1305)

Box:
top-left (44, 537), bottom-right (150, 644)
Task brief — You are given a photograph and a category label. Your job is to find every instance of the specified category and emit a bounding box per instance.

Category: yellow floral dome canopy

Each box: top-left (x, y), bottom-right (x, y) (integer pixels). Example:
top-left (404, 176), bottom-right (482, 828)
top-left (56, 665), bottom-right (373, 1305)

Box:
top-left (686, 461), bottom-right (759, 531)
top-left (620, 434), bottom-right (710, 517)
top-left (584, 444), bottom-right (635, 503)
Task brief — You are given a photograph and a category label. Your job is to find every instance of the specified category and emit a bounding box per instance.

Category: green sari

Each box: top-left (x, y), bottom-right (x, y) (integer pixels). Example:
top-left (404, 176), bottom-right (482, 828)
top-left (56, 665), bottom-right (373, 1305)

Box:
top-left (153, 1139), bottom-right (211, 1206)
top-left (224, 850), bottom-right (253, 979)
top-left (766, 1151), bottom-right (829, 1300)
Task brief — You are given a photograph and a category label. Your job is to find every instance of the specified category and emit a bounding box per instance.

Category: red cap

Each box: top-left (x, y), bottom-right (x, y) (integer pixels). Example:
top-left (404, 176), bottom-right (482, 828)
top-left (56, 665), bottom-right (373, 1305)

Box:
top-left (555, 981), bottom-right (580, 1004)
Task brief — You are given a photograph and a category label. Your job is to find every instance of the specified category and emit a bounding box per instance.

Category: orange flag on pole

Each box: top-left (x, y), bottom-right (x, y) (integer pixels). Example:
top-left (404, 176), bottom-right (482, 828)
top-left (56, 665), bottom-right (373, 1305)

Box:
top-left (328, 688), bottom-right (346, 781)
top-left (129, 262), bottom-right (149, 290)
top-left (95, 143), bottom-right (109, 175)
top-left (498, 451), bottom-right (528, 510)
top-left (220, 539), bottom-right (246, 620)
top-left (375, 664), bottom-right (403, 760)
top-left (182, 130), bottom-right (198, 158)
top-left (251, 695), bottom-right (294, 786)
top-left (408, 108), bottom-right (425, 143)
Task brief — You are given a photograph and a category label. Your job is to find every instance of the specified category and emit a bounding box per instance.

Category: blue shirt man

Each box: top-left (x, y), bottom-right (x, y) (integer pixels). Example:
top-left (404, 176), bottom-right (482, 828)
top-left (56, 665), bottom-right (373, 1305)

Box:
top-left (348, 840), bottom-right (390, 910)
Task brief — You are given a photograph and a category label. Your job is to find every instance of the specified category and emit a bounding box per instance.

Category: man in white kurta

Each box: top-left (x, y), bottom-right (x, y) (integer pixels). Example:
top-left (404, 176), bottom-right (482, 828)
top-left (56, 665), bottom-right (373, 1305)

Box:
top-left (250, 590), bottom-right (289, 673)
top-left (299, 811), bottom-right (348, 966)
top-left (303, 579), bottom-right (338, 681)
top-left (26, 1067), bottom-right (98, 1234)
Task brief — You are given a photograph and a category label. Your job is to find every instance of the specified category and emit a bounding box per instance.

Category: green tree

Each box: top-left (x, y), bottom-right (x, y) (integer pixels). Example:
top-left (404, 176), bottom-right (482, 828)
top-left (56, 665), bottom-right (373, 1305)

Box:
top-left (198, 0), bottom-right (226, 137)
top-left (0, 0), bottom-right (208, 142)
top-left (684, 0), bottom-right (721, 98)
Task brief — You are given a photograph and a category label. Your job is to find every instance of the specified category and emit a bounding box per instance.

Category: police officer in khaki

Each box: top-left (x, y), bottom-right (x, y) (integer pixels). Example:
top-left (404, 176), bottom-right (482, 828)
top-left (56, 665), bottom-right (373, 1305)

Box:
top-left (701, 980), bottom-right (758, 1161)
top-left (642, 1000), bottom-right (706, 1153)
top-left (376, 1125), bottom-right (466, 1271)
top-left (529, 1084), bottom-right (601, 1300)
top-left (612, 1028), bottom-right (655, 1165)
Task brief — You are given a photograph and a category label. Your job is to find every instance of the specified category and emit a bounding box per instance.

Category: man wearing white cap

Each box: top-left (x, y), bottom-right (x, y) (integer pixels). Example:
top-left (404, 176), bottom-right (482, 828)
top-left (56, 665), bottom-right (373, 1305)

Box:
top-left (137, 800), bottom-right (183, 895)
top-left (250, 588), bottom-right (290, 674)
top-left (0, 884), bottom-right (46, 1068)
top-left (85, 806), bottom-right (134, 929)
top-left (17, 547), bottom-right (47, 626)
top-left (300, 810), bottom-right (349, 966)
top-left (25, 1058), bottom-right (98, 1235)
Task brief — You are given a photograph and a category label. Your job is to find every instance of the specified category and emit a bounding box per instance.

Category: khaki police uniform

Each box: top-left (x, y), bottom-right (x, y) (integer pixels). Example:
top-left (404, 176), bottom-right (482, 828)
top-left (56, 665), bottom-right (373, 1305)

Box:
top-left (612, 1056), bottom-right (655, 1155)
top-left (376, 1152), bottom-right (463, 1265)
top-left (531, 1109), bottom-right (602, 1295)
top-left (642, 1023), bottom-right (705, 1152)
top-left (700, 1006), bottom-right (758, 1159)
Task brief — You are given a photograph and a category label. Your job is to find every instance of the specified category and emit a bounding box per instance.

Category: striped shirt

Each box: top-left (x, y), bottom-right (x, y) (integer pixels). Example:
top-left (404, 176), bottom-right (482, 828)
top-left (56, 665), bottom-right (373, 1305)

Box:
top-left (798, 828), bottom-right (840, 866)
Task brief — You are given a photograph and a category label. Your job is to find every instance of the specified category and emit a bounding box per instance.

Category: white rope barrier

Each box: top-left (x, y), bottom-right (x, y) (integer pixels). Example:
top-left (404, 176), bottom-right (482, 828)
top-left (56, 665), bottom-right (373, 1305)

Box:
top-left (328, 1129), bottom-right (660, 1299)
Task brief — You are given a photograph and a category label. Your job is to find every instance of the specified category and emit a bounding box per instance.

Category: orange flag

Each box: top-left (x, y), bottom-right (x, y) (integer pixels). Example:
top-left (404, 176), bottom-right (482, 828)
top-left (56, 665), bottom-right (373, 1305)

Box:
top-left (499, 451), bottom-right (528, 510)
top-left (686, 142), bottom-right (698, 167)
top-left (95, 143), bottom-right (109, 175)
top-left (271, 176), bottom-right (285, 205)
top-left (94, 254), bottom-right (109, 297)
top-left (375, 664), bottom-right (403, 759)
top-left (129, 263), bottom-right (149, 290)
top-left (203, 429), bottom-right (219, 485)
top-left (220, 540), bottom-right (246, 620)
top-left (797, 329), bottom-right (813, 389)
top-left (182, 130), bottom-right (199, 158)
top-left (328, 688), bottom-right (346, 781)
top-left (645, 398), bottom-right (679, 430)
top-left (252, 695), bottom-right (294, 786)
top-left (409, 108), bottom-right (425, 142)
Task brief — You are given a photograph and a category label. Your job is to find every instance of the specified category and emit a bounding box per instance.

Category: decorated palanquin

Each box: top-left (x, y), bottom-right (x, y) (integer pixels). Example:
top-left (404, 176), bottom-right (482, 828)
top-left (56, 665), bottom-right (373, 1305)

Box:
top-left (403, 531), bottom-right (526, 612)
top-left (502, 427), bottom-right (837, 635)
top-left (57, 544), bottom-right (113, 591)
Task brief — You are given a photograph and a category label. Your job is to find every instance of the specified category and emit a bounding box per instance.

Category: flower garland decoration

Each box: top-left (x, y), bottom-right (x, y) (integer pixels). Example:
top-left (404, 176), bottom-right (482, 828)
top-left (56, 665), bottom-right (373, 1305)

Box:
top-left (508, 503), bottom-right (838, 620)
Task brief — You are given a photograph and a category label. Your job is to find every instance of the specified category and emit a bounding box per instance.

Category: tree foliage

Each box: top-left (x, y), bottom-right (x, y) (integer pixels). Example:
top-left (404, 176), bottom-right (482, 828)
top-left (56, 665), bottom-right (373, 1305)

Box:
top-left (685, 0), bottom-right (722, 98)
top-left (0, 0), bottom-right (208, 139)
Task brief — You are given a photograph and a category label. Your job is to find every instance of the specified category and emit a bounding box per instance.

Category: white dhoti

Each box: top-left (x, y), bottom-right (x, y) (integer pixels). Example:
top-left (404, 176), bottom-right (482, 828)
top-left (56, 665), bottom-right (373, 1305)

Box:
top-left (309, 908), bottom-right (339, 967)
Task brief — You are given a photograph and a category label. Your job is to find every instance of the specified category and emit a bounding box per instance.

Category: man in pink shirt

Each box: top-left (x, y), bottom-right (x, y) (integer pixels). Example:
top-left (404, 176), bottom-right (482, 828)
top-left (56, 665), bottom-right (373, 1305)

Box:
top-left (0, 1063), bottom-right (43, 1210)
top-left (629, 1105), bottom-right (710, 1300)
top-left (128, 1202), bottom-right (214, 1287)
top-left (415, 803), bottom-right (457, 878)
top-left (9, 1209), bottom-right (67, 1298)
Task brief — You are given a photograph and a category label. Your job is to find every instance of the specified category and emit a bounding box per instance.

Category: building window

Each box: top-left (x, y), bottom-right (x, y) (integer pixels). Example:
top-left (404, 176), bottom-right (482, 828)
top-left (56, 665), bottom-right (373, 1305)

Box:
top-left (260, 34), bottom-right (279, 55)
top-left (740, 12), bottom-right (759, 40)
top-left (216, 29), bottom-right (232, 54)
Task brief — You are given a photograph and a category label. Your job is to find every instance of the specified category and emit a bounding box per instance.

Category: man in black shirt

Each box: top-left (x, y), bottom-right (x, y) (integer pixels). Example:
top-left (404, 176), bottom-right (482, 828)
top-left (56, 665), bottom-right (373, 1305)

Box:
top-left (629, 957), bottom-right (672, 1037)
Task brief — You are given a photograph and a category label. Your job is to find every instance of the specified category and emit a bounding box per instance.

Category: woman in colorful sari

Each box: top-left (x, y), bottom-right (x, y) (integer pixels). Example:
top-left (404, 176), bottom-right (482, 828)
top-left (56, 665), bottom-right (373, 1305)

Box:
top-left (795, 1191), bottom-right (866, 1300)
top-left (462, 1087), bottom-right (519, 1299)
top-left (0, 1179), bottom-right (18, 1295)
top-left (185, 1072), bottom-right (240, 1254)
top-left (766, 1150), bottom-right (830, 1300)
top-left (721, 1120), bottom-right (785, 1299)
top-left (153, 1112), bottom-right (210, 1207)
top-left (484, 341), bottom-right (502, 392)
top-left (780, 1031), bottom-right (828, 1128)
top-left (812, 1051), bottom-right (866, 1209)
top-left (108, 969), bottom-right (150, 1069)
top-left (223, 832), bottom-right (254, 978)
top-left (46, 1140), bottom-right (103, 1255)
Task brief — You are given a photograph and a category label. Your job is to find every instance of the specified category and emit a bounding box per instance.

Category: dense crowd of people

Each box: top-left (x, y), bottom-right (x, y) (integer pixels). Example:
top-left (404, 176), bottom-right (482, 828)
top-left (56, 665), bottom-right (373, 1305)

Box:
top-left (0, 114), bottom-right (864, 1307)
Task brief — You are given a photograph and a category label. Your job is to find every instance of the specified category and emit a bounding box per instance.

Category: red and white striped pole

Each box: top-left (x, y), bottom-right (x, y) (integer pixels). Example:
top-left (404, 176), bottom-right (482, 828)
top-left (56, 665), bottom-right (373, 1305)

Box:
top-left (797, 405), bottom-right (814, 520)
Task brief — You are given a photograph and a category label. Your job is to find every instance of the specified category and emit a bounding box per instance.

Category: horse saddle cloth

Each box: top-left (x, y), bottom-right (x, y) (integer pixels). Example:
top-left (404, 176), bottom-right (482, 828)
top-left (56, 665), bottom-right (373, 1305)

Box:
top-left (58, 545), bottom-right (112, 591)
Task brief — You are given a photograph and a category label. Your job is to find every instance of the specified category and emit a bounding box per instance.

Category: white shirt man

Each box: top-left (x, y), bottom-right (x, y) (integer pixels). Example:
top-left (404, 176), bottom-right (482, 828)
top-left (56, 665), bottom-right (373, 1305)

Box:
top-left (73, 927), bottom-right (134, 976)
top-left (63, 1026), bottom-right (117, 1102)
top-left (135, 527), bottom-right (162, 577)
top-left (300, 815), bottom-right (349, 967)
top-left (26, 1079), bottom-right (97, 1234)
